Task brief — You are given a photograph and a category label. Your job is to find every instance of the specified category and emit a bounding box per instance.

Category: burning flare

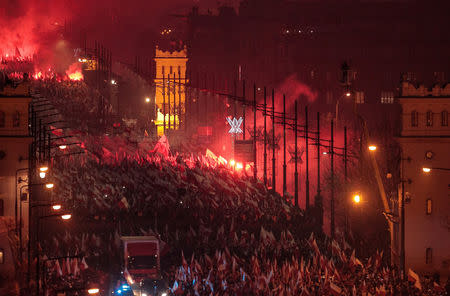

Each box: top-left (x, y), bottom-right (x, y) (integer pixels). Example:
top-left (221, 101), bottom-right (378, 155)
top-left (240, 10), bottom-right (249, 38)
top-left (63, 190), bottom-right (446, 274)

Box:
top-left (65, 62), bottom-right (83, 81)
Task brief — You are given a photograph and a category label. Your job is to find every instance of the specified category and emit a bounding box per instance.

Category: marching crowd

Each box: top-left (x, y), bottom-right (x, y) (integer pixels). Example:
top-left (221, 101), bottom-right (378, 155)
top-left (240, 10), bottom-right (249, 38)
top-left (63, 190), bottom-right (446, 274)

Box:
top-left (32, 80), bottom-right (449, 295)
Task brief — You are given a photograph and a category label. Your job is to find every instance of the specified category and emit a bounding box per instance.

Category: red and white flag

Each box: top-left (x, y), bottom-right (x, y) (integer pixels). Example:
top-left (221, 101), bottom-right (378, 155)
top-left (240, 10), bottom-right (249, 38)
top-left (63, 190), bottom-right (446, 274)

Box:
top-left (408, 268), bottom-right (422, 290)
top-left (80, 257), bottom-right (89, 270)
top-left (118, 197), bottom-right (130, 210)
top-left (54, 260), bottom-right (63, 277)
top-left (329, 282), bottom-right (342, 296)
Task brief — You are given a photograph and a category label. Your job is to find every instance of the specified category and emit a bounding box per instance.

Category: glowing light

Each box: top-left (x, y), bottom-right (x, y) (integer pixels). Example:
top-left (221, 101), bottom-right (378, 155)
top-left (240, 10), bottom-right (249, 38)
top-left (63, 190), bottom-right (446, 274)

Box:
top-left (346, 92), bottom-right (351, 97)
top-left (368, 145), bottom-right (377, 151)
top-left (245, 164), bottom-right (251, 170)
top-left (145, 97), bottom-right (150, 103)
top-left (66, 62), bottom-right (84, 81)
top-left (422, 167), bottom-right (431, 173)
top-left (61, 214), bottom-right (72, 220)
top-left (353, 195), bottom-right (361, 203)
top-left (59, 145), bottom-right (67, 150)
top-left (52, 204), bottom-right (62, 210)
top-left (39, 166), bottom-right (49, 172)
top-left (226, 117), bottom-right (243, 134)
top-left (45, 183), bottom-right (54, 189)
top-left (236, 162), bottom-right (243, 170)
top-left (161, 293), bottom-right (167, 296)
top-left (39, 172), bottom-right (46, 179)
top-left (111, 79), bottom-right (116, 85)
top-left (229, 159), bottom-right (235, 167)
top-left (322, 151), bottom-right (327, 155)
top-left (87, 288), bottom-right (99, 294)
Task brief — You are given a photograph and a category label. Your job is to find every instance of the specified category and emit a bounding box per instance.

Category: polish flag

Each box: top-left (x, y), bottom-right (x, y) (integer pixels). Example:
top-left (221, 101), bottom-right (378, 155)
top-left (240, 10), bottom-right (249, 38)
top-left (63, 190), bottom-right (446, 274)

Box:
top-left (408, 269), bottom-right (422, 290)
top-left (118, 197), bottom-right (130, 210)
top-left (54, 260), bottom-right (63, 277)
top-left (329, 282), bottom-right (342, 296)
top-left (80, 257), bottom-right (89, 270)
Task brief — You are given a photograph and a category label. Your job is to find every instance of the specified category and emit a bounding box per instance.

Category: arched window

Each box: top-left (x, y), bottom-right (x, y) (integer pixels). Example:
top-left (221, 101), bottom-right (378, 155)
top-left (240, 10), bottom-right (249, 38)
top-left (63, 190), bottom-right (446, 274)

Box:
top-left (442, 110), bottom-right (448, 126)
top-left (411, 110), bottom-right (418, 127)
top-left (426, 248), bottom-right (433, 264)
top-left (426, 198), bottom-right (432, 215)
top-left (0, 111), bottom-right (5, 127)
top-left (426, 110), bottom-right (433, 127)
top-left (12, 111), bottom-right (20, 127)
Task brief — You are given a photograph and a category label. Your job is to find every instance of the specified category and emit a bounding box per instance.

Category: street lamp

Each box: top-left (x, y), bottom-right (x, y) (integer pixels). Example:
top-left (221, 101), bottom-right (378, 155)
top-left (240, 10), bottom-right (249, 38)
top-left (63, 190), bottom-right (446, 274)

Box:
top-left (45, 183), bottom-right (54, 189)
top-left (88, 288), bottom-right (100, 294)
top-left (422, 167), bottom-right (450, 173)
top-left (39, 166), bottom-right (48, 172)
top-left (368, 145), bottom-right (377, 151)
top-left (145, 97), bottom-right (151, 103)
top-left (353, 194), bottom-right (361, 204)
top-left (58, 144), bottom-right (67, 150)
top-left (39, 171), bottom-right (46, 178)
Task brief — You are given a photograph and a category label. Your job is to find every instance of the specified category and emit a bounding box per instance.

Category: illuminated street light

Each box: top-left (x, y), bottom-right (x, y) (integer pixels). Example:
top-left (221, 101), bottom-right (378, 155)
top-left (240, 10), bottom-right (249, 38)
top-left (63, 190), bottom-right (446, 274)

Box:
top-left (58, 145), bottom-right (67, 150)
top-left (39, 172), bottom-right (46, 179)
top-left (87, 288), bottom-right (100, 294)
top-left (353, 194), bottom-right (361, 204)
top-left (145, 97), bottom-right (151, 103)
top-left (61, 214), bottom-right (72, 220)
top-left (422, 167), bottom-right (431, 173)
top-left (368, 145), bottom-right (377, 151)
top-left (45, 183), bottom-right (54, 189)
top-left (52, 204), bottom-right (62, 211)
top-left (39, 166), bottom-right (48, 172)
top-left (345, 92), bottom-right (351, 97)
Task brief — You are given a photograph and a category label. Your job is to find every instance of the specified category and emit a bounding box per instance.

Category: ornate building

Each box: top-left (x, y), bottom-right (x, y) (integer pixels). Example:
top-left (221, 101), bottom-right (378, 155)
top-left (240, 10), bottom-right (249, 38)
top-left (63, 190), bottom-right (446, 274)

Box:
top-left (0, 80), bottom-right (31, 274)
top-left (397, 80), bottom-right (450, 278)
top-left (153, 45), bottom-right (188, 136)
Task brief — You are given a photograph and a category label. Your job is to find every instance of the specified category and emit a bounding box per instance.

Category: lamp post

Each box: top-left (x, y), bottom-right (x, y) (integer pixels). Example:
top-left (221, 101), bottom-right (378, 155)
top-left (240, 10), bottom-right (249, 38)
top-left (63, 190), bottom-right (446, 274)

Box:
top-left (15, 168), bottom-right (29, 234)
top-left (36, 213), bottom-right (71, 296)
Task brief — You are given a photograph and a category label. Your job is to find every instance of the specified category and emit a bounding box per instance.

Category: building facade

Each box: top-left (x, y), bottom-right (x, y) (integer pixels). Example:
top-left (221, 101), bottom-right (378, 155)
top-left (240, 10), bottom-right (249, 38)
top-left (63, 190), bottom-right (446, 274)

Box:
top-left (397, 81), bottom-right (450, 278)
top-left (0, 81), bottom-right (31, 275)
top-left (154, 45), bottom-right (188, 136)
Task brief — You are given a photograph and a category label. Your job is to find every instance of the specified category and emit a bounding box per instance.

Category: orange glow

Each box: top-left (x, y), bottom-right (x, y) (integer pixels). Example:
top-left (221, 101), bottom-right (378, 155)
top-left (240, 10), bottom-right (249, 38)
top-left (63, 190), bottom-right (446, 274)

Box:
top-left (422, 167), bottom-right (431, 173)
top-left (59, 145), bottom-right (67, 150)
top-left (368, 145), bottom-right (377, 151)
top-left (229, 159), bottom-right (235, 167)
top-left (353, 195), bottom-right (361, 203)
top-left (346, 92), bottom-right (351, 97)
top-left (245, 164), bottom-right (251, 170)
top-left (66, 62), bottom-right (84, 81)
top-left (236, 162), bottom-right (243, 170)
top-left (61, 214), bottom-right (71, 220)
top-left (39, 172), bottom-right (46, 179)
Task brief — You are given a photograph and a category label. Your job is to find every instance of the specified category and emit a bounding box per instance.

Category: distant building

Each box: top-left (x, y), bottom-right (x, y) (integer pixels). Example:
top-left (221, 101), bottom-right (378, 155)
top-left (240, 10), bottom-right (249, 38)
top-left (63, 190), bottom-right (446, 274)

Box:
top-left (0, 79), bottom-right (31, 274)
top-left (153, 45), bottom-right (188, 136)
top-left (397, 80), bottom-right (450, 278)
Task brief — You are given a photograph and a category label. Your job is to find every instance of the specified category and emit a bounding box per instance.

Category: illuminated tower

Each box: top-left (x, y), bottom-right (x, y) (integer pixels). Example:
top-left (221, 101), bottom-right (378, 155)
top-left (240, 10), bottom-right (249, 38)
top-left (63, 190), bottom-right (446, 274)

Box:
top-left (154, 45), bottom-right (188, 136)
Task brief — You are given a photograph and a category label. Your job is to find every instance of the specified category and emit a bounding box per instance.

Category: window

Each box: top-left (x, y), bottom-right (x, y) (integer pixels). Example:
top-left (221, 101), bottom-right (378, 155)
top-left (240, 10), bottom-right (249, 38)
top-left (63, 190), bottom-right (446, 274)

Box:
top-left (426, 199), bottom-right (432, 215)
top-left (442, 110), bottom-right (448, 126)
top-left (381, 91), bottom-right (394, 104)
top-left (411, 110), bottom-right (418, 127)
top-left (426, 248), bottom-right (432, 264)
top-left (0, 111), bottom-right (5, 127)
top-left (426, 110), bottom-right (433, 127)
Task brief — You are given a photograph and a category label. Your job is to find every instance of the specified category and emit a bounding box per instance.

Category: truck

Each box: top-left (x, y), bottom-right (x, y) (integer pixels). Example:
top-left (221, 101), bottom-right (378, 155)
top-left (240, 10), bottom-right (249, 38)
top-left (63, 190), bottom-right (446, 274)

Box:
top-left (119, 236), bottom-right (168, 296)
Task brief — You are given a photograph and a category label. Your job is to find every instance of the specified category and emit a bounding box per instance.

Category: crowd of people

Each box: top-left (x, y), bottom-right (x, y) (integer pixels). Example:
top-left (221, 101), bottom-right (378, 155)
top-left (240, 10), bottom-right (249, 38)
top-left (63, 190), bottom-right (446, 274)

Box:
top-left (32, 80), bottom-right (449, 295)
